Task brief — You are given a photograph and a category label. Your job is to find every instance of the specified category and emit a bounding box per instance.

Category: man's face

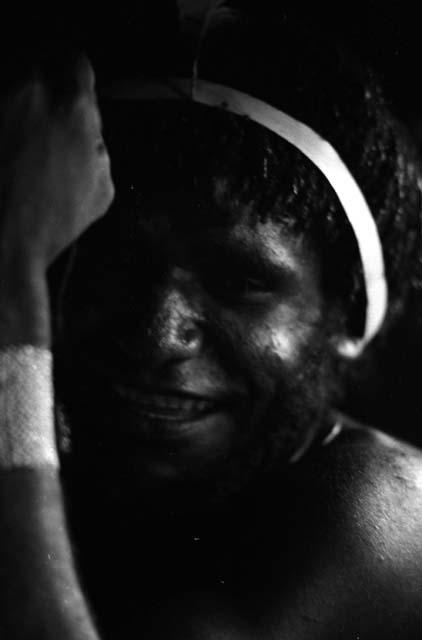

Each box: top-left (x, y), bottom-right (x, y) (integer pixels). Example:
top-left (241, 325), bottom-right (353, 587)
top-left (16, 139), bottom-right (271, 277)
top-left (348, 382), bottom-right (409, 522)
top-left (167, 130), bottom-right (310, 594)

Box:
top-left (55, 191), bottom-right (334, 499)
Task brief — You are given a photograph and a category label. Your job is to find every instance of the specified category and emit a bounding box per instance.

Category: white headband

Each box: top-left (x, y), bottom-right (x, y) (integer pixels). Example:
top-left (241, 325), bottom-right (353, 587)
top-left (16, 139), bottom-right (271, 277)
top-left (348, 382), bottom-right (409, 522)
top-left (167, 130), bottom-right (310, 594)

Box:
top-left (110, 77), bottom-right (388, 357)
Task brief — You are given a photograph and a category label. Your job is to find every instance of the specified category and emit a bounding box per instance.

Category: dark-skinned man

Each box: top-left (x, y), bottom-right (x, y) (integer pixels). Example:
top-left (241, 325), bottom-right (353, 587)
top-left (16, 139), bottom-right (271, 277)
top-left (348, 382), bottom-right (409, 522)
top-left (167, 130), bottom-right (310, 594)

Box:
top-left (1, 4), bottom-right (422, 639)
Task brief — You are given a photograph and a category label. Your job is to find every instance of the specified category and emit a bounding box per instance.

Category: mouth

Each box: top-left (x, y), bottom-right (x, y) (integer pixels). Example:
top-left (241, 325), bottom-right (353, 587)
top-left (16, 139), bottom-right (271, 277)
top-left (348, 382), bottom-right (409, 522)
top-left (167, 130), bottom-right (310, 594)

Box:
top-left (110, 383), bottom-right (239, 445)
top-left (66, 352), bottom-right (244, 443)
top-left (113, 384), bottom-right (224, 422)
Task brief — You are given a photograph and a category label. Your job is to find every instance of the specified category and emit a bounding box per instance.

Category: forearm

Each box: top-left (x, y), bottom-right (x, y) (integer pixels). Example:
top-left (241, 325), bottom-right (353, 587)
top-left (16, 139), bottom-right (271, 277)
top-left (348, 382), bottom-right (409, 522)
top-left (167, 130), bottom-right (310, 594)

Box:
top-left (0, 60), bottom-right (113, 638)
top-left (0, 468), bottom-right (100, 640)
top-left (0, 276), bottom-right (100, 640)
top-left (0, 257), bottom-right (50, 348)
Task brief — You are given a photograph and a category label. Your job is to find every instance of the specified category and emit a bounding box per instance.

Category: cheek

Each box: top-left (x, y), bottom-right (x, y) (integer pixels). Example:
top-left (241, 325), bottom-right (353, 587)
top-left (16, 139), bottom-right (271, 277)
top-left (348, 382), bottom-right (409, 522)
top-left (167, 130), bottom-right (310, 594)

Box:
top-left (208, 303), bottom-right (321, 411)
top-left (251, 324), bottom-right (303, 365)
top-left (240, 306), bottom-right (320, 372)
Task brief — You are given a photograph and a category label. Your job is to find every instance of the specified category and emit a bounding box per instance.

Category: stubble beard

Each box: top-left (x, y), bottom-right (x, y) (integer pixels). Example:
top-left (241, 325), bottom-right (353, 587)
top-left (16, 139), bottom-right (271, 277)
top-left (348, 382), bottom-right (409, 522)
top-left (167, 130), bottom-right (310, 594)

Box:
top-left (55, 330), bottom-right (338, 519)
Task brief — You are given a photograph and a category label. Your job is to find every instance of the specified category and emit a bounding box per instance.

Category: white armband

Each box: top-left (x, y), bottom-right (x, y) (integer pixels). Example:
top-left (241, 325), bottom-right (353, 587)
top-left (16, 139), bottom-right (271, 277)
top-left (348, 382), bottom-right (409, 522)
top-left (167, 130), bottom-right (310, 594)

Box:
top-left (0, 346), bottom-right (59, 469)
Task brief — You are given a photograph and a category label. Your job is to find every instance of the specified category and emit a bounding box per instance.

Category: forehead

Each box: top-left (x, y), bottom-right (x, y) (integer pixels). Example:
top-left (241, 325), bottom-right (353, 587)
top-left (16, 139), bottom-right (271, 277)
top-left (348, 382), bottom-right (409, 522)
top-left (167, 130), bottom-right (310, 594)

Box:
top-left (140, 199), bottom-right (307, 266)
top-left (72, 192), bottom-right (317, 303)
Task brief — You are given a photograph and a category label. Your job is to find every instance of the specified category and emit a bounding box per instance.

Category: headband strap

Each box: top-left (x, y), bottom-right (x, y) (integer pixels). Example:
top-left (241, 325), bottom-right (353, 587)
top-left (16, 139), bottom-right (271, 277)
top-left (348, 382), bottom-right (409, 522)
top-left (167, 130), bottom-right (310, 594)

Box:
top-left (110, 77), bottom-right (388, 356)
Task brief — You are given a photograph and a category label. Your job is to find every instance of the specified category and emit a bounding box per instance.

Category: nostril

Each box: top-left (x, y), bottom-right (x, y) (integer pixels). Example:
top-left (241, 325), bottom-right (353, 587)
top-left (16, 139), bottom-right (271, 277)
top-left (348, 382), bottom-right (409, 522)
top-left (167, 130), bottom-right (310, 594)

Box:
top-left (181, 326), bottom-right (200, 347)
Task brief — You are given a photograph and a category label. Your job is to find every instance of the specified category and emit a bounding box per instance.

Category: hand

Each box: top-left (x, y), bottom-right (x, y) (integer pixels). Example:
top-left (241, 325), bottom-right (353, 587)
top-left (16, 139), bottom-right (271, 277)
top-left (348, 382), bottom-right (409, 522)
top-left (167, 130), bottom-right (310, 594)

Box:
top-left (0, 56), bottom-right (114, 272)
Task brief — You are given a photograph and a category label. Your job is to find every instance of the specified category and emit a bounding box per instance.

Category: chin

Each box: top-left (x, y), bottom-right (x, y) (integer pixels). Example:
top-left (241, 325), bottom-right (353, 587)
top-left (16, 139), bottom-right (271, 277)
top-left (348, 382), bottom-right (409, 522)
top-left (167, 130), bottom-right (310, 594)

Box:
top-left (58, 401), bottom-right (240, 486)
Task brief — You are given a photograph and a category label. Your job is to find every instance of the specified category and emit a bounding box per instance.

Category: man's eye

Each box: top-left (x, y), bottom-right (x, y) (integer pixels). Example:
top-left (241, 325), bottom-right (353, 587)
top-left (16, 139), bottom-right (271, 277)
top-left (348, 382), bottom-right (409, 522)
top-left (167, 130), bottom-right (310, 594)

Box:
top-left (213, 274), bottom-right (273, 300)
top-left (235, 277), bottom-right (267, 292)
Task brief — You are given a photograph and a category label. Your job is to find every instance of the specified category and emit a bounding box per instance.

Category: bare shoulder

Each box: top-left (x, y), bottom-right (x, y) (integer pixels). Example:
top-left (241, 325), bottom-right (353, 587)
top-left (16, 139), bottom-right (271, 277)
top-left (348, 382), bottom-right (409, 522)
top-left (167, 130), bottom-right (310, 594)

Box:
top-left (310, 419), bottom-right (422, 542)
top-left (269, 419), bottom-right (422, 637)
top-left (239, 421), bottom-right (422, 638)
top-left (294, 419), bottom-right (422, 569)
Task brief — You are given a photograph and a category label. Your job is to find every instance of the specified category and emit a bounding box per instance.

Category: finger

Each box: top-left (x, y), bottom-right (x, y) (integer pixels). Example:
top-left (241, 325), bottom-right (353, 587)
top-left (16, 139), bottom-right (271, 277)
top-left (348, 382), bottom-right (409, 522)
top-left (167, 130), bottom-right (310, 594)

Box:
top-left (56, 56), bottom-right (100, 135)
top-left (66, 95), bottom-right (103, 158)
top-left (97, 150), bottom-right (115, 214)
top-left (74, 56), bottom-right (96, 98)
top-left (54, 58), bottom-right (101, 150)
top-left (41, 50), bottom-right (95, 113)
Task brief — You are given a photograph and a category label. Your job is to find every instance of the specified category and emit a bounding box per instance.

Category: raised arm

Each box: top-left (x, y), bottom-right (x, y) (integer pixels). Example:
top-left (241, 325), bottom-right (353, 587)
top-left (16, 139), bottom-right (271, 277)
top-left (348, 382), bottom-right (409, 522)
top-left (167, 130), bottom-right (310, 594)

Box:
top-left (0, 57), bottom-right (114, 640)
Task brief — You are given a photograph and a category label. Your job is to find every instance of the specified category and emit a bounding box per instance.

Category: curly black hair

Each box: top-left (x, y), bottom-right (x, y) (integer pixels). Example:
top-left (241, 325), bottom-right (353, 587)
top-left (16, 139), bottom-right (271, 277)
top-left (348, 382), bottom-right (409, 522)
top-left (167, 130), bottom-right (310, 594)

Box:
top-left (101, 20), bottom-right (422, 345)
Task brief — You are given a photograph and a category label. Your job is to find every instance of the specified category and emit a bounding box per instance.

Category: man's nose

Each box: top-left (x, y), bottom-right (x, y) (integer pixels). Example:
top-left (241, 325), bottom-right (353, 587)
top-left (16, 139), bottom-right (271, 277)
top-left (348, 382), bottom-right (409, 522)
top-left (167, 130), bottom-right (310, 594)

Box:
top-left (147, 286), bottom-right (204, 364)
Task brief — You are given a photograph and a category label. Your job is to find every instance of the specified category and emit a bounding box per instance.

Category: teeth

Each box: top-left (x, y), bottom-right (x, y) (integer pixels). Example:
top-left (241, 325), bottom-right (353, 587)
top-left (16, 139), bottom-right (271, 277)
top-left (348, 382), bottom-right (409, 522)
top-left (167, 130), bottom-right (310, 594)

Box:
top-left (113, 385), bottom-right (215, 416)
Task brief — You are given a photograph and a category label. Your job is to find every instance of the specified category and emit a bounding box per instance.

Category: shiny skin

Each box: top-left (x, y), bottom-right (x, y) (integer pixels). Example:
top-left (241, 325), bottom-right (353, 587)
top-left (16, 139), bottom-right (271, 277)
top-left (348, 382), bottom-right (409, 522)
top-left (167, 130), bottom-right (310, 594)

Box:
top-left (56, 201), bottom-right (330, 488)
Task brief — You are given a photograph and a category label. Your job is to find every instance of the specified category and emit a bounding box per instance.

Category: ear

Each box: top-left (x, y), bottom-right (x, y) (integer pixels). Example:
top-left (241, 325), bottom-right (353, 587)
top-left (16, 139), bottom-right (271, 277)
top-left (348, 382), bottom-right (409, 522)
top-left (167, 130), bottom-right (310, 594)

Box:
top-left (332, 336), bottom-right (365, 359)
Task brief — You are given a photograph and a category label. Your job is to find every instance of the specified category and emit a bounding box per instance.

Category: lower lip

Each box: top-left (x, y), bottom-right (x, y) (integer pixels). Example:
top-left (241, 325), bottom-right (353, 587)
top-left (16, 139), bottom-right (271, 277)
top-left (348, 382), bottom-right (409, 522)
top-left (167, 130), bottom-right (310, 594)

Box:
top-left (112, 387), bottom-right (230, 440)
top-left (141, 411), bottom-right (229, 443)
